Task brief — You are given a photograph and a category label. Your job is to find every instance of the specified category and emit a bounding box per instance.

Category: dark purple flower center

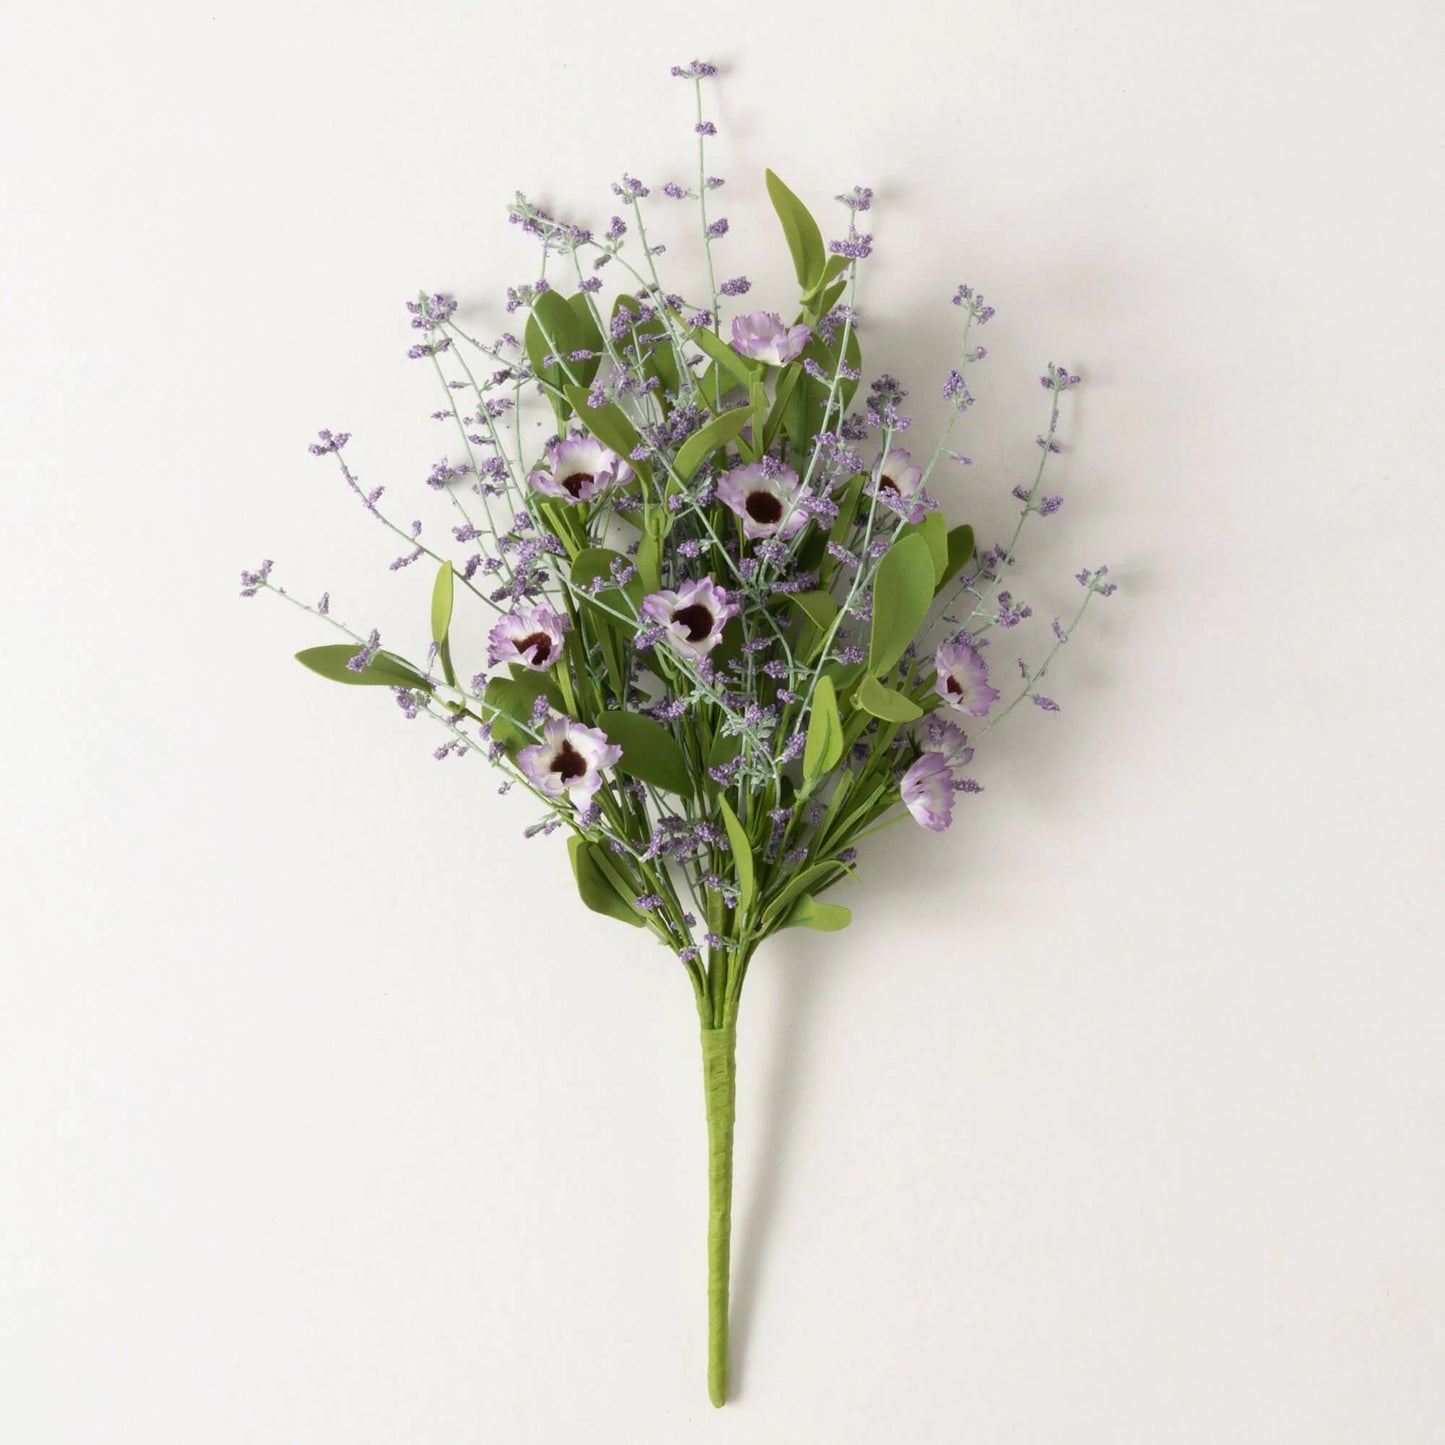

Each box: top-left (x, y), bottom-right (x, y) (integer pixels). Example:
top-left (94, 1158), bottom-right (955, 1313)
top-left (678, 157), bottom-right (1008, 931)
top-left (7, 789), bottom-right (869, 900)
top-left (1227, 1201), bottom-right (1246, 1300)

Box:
top-left (554, 739), bottom-right (588, 782)
top-left (945, 674), bottom-right (963, 696)
top-left (745, 490), bottom-right (784, 525)
top-left (518, 631), bottom-right (553, 664)
top-left (877, 473), bottom-right (899, 496)
top-left (560, 470), bottom-right (595, 498)
top-left (672, 603), bottom-right (715, 642)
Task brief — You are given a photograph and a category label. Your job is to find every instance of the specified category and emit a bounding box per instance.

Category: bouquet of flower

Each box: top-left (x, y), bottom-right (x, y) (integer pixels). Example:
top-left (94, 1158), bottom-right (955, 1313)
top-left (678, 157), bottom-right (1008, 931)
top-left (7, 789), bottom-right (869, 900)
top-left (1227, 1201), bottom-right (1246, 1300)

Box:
top-left (242, 60), bottom-right (1113, 1406)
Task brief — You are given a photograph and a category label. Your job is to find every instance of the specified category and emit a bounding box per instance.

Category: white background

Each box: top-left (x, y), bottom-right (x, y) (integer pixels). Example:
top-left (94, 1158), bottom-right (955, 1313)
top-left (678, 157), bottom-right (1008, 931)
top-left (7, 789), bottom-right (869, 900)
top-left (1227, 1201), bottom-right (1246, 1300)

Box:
top-left (3, 1), bottom-right (1443, 1440)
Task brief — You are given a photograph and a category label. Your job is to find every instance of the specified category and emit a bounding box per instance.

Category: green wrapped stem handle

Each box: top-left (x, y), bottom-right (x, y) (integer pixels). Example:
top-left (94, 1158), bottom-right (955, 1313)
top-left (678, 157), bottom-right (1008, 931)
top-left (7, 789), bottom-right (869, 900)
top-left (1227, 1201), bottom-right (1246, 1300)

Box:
top-left (701, 1025), bottom-right (737, 1407)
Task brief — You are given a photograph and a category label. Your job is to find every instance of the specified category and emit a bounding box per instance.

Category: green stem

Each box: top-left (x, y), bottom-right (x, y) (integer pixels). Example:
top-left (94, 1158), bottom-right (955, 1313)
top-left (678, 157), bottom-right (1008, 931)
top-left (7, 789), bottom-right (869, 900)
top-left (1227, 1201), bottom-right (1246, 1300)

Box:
top-left (701, 1023), bottom-right (737, 1407)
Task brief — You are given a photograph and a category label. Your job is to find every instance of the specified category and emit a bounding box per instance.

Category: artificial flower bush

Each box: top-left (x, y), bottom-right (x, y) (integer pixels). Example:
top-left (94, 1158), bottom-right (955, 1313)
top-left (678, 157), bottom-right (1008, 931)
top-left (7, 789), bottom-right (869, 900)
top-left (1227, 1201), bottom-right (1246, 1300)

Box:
top-left (242, 59), bottom-right (1114, 1406)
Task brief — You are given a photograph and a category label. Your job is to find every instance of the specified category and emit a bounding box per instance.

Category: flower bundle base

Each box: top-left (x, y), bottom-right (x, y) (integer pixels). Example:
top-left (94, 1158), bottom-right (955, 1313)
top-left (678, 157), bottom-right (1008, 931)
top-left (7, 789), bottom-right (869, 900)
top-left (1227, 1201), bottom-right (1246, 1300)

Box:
top-left (244, 59), bottom-right (1114, 1405)
top-left (701, 1024), bottom-right (737, 1406)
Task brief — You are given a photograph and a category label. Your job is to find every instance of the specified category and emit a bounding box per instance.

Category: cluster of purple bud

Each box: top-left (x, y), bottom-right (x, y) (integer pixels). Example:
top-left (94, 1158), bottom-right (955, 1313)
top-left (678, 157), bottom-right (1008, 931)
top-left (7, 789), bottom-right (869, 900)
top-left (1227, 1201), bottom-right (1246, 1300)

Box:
top-left (1076, 565), bottom-right (1117, 596)
top-left (407, 293), bottom-right (457, 330)
top-left (670, 60), bottom-right (718, 79)
top-left (612, 174), bottom-right (649, 200)
top-left (504, 279), bottom-right (550, 315)
top-left (943, 369), bottom-right (974, 409)
top-left (238, 559), bottom-right (273, 597)
top-left (952, 284), bottom-right (996, 324)
top-left (308, 429), bottom-right (349, 455)
top-left (347, 630), bottom-right (380, 672)
top-left (1042, 362), bottom-right (1081, 390)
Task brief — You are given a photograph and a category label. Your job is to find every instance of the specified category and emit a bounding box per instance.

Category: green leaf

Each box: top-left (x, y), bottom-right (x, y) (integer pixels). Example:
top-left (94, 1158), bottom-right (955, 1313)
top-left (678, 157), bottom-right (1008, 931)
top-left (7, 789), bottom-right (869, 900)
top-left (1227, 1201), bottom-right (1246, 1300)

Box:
top-left (718, 795), bottom-right (755, 916)
top-left (567, 291), bottom-right (605, 387)
top-left (635, 526), bottom-right (663, 594)
top-left (295, 645), bottom-right (428, 690)
top-left (779, 893), bottom-right (852, 932)
top-left (570, 547), bottom-right (643, 616)
top-left (778, 589), bottom-right (838, 633)
top-left (568, 835), bottom-right (646, 928)
top-left (430, 560), bottom-right (454, 644)
top-left (896, 513), bottom-right (948, 587)
top-left (938, 523), bottom-right (976, 595)
top-left (478, 677), bottom-right (536, 752)
top-left (765, 168), bottom-right (826, 292)
top-left (703, 729), bottom-right (742, 795)
top-left (801, 252), bottom-right (851, 306)
top-left (855, 672), bottom-right (924, 723)
top-left (868, 532), bottom-right (935, 676)
top-left (686, 323), bottom-right (760, 393)
top-left (563, 386), bottom-right (650, 486)
top-left (787, 323), bottom-right (862, 449)
top-left (762, 362), bottom-right (805, 450)
top-left (506, 664), bottom-right (563, 714)
top-left (803, 674), bottom-right (844, 784)
top-left (674, 405), bottom-right (752, 481)
top-left (761, 861), bottom-right (844, 930)
top-left (523, 290), bottom-right (587, 419)
top-left (599, 709), bottom-right (692, 796)
top-left (614, 294), bottom-right (681, 398)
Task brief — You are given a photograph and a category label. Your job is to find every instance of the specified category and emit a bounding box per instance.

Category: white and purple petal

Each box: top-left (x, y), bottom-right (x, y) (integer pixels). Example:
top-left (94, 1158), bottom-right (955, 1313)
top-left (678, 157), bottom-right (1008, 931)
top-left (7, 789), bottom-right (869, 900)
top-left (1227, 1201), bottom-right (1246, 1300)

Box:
top-left (925, 716), bottom-right (975, 775)
top-left (639, 576), bottom-right (739, 662)
top-left (527, 433), bottom-right (635, 504)
top-left (934, 639), bottom-right (999, 717)
top-left (488, 604), bottom-right (569, 671)
top-left (729, 310), bottom-right (812, 366)
top-left (715, 461), bottom-right (809, 541)
top-left (871, 447), bottom-right (929, 525)
top-left (901, 751), bottom-right (955, 832)
top-left (516, 717), bottom-right (622, 805)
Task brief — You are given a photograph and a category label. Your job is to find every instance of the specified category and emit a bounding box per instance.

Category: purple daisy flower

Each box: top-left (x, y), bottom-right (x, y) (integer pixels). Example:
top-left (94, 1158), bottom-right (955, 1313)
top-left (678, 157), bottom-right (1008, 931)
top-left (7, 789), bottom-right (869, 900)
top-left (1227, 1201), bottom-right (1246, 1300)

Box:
top-left (901, 751), bottom-right (955, 832)
top-left (729, 311), bottom-right (812, 366)
top-left (640, 577), bottom-right (739, 662)
top-left (715, 461), bottom-right (809, 541)
top-left (517, 717), bottom-right (622, 805)
top-left (934, 639), bottom-right (1000, 717)
top-left (871, 447), bottom-right (929, 525)
top-left (488, 603), bottom-right (568, 671)
top-left (528, 433), bottom-right (635, 503)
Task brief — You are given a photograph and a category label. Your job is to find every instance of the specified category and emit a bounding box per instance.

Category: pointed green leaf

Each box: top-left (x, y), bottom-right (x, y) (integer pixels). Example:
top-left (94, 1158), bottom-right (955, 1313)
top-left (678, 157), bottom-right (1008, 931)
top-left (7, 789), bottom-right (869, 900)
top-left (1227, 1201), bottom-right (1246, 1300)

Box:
top-left (478, 677), bottom-right (537, 752)
top-left (506, 664), bottom-right (563, 715)
top-left (803, 673), bottom-right (843, 784)
top-left (801, 252), bottom-right (851, 306)
top-left (567, 291), bottom-right (605, 386)
top-left (296, 645), bottom-right (428, 690)
top-left (430, 559), bottom-right (454, 644)
top-left (897, 512), bottom-right (948, 587)
top-left (598, 709), bottom-right (692, 796)
top-left (568, 835), bottom-right (647, 928)
top-left (761, 861), bottom-right (845, 930)
top-left (765, 168), bottom-right (826, 291)
top-left (674, 405), bottom-right (752, 481)
top-left (867, 532), bottom-right (935, 675)
top-left (686, 323), bottom-right (761, 392)
top-left (777, 589), bottom-right (838, 633)
top-left (938, 523), bottom-right (976, 595)
top-left (718, 795), bottom-right (755, 916)
top-left (636, 527), bottom-right (663, 594)
top-left (702, 729), bottom-right (742, 796)
top-left (779, 893), bottom-right (852, 932)
top-left (855, 672), bottom-right (923, 723)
